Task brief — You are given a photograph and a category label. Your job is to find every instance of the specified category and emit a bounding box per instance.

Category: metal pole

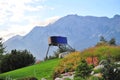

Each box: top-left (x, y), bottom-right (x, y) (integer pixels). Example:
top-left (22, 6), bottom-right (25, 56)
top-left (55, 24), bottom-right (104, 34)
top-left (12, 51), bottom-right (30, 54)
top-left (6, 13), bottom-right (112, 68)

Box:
top-left (45, 45), bottom-right (50, 60)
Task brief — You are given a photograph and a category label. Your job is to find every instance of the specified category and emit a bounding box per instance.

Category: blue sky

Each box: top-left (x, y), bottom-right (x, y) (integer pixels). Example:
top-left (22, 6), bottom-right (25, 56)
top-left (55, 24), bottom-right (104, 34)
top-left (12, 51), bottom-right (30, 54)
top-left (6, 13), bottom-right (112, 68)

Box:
top-left (0, 0), bottom-right (120, 41)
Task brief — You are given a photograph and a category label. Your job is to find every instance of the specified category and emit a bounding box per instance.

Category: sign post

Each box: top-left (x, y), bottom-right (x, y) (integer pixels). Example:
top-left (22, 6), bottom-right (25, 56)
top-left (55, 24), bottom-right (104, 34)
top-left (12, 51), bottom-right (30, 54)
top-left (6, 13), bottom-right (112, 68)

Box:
top-left (45, 36), bottom-right (74, 60)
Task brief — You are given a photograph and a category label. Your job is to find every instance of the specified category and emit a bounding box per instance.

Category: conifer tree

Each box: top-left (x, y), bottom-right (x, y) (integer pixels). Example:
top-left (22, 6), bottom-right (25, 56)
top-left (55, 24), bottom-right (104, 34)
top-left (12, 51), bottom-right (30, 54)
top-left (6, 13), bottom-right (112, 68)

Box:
top-left (109, 38), bottom-right (116, 45)
top-left (0, 38), bottom-right (5, 59)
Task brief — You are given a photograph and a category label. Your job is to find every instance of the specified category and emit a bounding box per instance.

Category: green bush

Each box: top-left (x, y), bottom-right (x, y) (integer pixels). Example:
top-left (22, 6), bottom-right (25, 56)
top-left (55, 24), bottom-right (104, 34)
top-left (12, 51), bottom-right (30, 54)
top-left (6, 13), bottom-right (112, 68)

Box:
top-left (0, 49), bottom-right (35, 73)
top-left (101, 59), bottom-right (120, 80)
top-left (55, 52), bottom-right (81, 74)
top-left (94, 68), bottom-right (102, 74)
top-left (74, 77), bottom-right (87, 80)
top-left (82, 46), bottom-right (120, 61)
top-left (74, 60), bottom-right (93, 79)
top-left (89, 76), bottom-right (105, 80)
top-left (64, 78), bottom-right (71, 80)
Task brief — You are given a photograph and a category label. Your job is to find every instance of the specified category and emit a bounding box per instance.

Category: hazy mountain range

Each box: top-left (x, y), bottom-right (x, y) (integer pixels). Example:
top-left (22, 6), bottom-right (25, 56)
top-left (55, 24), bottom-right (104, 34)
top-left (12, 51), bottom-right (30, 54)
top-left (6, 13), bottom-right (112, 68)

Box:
top-left (4, 14), bottom-right (120, 60)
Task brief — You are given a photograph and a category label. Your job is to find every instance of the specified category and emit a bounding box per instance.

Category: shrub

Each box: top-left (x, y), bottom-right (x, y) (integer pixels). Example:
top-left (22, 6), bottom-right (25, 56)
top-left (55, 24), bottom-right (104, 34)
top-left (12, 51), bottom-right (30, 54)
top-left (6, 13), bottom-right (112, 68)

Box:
top-left (100, 59), bottom-right (120, 80)
top-left (64, 78), bottom-right (71, 80)
top-left (0, 49), bottom-right (35, 73)
top-left (88, 76), bottom-right (105, 80)
top-left (55, 52), bottom-right (81, 74)
top-left (74, 60), bottom-right (93, 79)
top-left (82, 46), bottom-right (120, 62)
top-left (74, 77), bottom-right (87, 80)
top-left (93, 68), bottom-right (102, 74)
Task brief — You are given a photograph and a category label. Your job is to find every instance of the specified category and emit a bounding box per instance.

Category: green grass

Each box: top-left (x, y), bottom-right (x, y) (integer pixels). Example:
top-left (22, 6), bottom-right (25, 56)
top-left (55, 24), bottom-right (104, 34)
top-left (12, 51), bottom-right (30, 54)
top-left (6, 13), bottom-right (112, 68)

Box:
top-left (0, 59), bottom-right (60, 80)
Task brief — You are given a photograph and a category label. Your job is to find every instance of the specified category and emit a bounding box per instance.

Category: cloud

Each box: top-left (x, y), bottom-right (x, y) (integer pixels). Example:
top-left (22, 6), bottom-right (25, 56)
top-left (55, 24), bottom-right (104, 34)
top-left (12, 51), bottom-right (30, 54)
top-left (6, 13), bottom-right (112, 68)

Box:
top-left (0, 23), bottom-right (35, 41)
top-left (0, 0), bottom-right (47, 23)
top-left (38, 16), bottom-right (60, 26)
top-left (0, 15), bottom-right (60, 41)
top-left (0, 0), bottom-right (57, 41)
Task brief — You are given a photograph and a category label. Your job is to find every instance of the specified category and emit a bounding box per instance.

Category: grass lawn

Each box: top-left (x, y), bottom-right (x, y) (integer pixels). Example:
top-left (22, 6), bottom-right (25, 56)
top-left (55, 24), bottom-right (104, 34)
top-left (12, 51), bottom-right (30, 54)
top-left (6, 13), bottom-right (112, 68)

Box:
top-left (0, 59), bottom-right (60, 80)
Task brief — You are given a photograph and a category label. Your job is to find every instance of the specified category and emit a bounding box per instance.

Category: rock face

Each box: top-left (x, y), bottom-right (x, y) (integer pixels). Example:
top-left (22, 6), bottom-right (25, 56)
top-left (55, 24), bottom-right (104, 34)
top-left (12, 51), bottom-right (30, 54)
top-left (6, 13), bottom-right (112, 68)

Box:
top-left (4, 14), bottom-right (120, 60)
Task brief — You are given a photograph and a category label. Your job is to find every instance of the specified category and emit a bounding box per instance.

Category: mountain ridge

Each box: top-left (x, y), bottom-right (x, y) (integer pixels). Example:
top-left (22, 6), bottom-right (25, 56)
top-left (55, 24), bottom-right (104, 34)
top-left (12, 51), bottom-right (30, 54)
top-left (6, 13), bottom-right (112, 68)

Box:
top-left (4, 14), bottom-right (120, 60)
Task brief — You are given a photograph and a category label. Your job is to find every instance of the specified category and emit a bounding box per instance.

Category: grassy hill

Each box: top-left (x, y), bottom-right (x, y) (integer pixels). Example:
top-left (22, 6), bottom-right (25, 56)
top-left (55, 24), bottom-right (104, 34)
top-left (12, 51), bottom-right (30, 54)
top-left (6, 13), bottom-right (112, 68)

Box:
top-left (0, 59), bottom-right (60, 80)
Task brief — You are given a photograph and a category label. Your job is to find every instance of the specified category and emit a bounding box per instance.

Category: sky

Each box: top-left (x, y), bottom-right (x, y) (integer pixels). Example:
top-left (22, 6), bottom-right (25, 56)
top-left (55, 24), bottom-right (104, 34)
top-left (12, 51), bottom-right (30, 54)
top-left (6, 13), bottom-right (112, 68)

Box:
top-left (0, 0), bottom-right (120, 41)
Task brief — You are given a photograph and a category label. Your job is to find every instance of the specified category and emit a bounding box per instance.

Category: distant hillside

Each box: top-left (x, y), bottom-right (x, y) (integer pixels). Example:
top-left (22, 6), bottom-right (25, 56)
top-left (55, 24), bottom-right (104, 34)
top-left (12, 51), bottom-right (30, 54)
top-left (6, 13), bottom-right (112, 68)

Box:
top-left (4, 14), bottom-right (120, 59)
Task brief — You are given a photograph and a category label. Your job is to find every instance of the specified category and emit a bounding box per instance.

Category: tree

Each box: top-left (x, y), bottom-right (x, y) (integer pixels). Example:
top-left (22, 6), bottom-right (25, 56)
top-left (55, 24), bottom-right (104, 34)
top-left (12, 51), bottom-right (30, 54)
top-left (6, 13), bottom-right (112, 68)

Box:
top-left (100, 36), bottom-right (107, 43)
top-left (0, 49), bottom-right (35, 73)
top-left (0, 38), bottom-right (5, 73)
top-left (109, 38), bottom-right (116, 45)
top-left (0, 38), bottom-right (5, 60)
top-left (96, 36), bottom-right (108, 46)
top-left (96, 36), bottom-right (117, 46)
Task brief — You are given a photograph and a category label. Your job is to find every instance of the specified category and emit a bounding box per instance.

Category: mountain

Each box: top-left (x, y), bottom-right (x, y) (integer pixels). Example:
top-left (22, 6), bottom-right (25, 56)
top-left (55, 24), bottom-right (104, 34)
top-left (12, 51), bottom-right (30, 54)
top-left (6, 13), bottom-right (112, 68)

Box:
top-left (4, 14), bottom-right (120, 60)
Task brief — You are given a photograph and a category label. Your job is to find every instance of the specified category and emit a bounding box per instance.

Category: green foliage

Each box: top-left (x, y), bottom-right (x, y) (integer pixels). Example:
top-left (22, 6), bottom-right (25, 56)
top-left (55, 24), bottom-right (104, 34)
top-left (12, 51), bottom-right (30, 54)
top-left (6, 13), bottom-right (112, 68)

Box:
top-left (88, 76), bottom-right (105, 80)
top-left (0, 38), bottom-right (5, 61)
top-left (82, 46), bottom-right (120, 61)
top-left (74, 60), bottom-right (93, 79)
top-left (0, 49), bottom-right (35, 73)
top-left (0, 38), bottom-right (5, 57)
top-left (93, 68), bottom-right (102, 74)
top-left (100, 36), bottom-right (107, 43)
top-left (55, 52), bottom-right (81, 74)
top-left (100, 59), bottom-right (120, 80)
top-left (96, 36), bottom-right (117, 46)
top-left (17, 77), bottom-right (38, 80)
top-left (54, 45), bottom-right (120, 79)
top-left (96, 42), bottom-right (109, 47)
top-left (0, 38), bottom-right (5, 73)
top-left (74, 77), bottom-right (87, 80)
top-left (0, 59), bottom-right (60, 80)
top-left (74, 76), bottom-right (105, 80)
top-left (109, 38), bottom-right (116, 45)
top-left (64, 78), bottom-right (71, 80)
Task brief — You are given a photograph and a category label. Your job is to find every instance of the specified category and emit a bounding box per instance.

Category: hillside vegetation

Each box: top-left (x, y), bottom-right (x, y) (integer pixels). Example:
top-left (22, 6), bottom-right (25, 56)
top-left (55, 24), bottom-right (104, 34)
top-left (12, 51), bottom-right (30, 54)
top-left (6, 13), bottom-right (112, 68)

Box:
top-left (54, 45), bottom-right (120, 80)
top-left (0, 36), bottom-right (120, 80)
top-left (0, 45), bottom-right (120, 80)
top-left (82, 46), bottom-right (120, 61)
top-left (0, 59), bottom-right (60, 80)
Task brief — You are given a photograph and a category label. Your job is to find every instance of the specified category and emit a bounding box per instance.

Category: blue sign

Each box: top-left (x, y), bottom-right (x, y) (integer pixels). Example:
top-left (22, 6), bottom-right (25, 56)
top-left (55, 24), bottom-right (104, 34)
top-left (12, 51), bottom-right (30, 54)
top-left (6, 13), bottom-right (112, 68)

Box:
top-left (49, 36), bottom-right (67, 46)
